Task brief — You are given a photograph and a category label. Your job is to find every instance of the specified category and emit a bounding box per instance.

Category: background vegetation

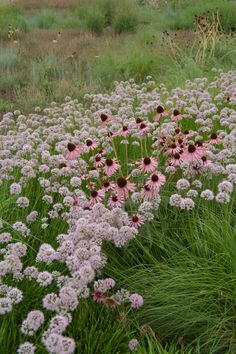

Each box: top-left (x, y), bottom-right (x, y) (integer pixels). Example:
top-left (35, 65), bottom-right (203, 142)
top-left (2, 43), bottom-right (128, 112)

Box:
top-left (0, 0), bottom-right (235, 113)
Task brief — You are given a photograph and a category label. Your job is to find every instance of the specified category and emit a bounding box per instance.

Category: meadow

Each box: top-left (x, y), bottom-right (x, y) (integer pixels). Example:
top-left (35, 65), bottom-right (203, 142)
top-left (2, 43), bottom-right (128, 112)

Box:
top-left (0, 0), bottom-right (236, 353)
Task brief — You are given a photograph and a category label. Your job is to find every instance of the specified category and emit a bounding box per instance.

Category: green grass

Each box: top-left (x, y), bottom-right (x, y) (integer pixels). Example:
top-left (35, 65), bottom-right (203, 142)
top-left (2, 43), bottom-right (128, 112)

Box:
top-left (0, 47), bottom-right (19, 71)
top-left (86, 9), bottom-right (106, 35)
top-left (103, 198), bottom-right (236, 353)
top-left (113, 10), bottom-right (138, 34)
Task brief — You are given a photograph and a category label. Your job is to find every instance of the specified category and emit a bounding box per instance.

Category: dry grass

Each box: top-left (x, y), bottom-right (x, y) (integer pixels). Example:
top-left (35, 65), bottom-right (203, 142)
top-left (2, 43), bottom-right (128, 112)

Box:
top-left (0, 27), bottom-right (119, 60)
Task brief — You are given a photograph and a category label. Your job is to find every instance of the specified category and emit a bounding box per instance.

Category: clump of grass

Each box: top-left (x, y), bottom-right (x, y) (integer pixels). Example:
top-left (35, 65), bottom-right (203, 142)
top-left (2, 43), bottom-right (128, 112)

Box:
top-left (113, 10), bottom-right (138, 34)
top-left (98, 0), bottom-right (117, 26)
top-left (104, 203), bottom-right (236, 353)
top-left (86, 9), bottom-right (106, 35)
top-left (0, 47), bottom-right (19, 71)
top-left (29, 9), bottom-right (59, 29)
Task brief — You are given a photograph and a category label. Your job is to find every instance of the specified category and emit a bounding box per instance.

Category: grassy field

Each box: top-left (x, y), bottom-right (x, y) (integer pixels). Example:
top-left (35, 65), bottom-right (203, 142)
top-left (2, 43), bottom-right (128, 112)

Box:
top-left (0, 0), bottom-right (236, 113)
top-left (0, 1), bottom-right (236, 353)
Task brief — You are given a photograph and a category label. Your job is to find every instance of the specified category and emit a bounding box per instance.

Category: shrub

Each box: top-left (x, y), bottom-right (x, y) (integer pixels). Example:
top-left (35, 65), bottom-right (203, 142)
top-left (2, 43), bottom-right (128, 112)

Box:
top-left (86, 10), bottom-right (105, 35)
top-left (113, 11), bottom-right (138, 34)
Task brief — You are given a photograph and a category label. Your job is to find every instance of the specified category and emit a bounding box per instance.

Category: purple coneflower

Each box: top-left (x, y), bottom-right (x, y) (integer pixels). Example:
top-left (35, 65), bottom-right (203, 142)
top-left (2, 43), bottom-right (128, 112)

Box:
top-left (140, 157), bottom-right (158, 173)
top-left (104, 158), bottom-right (120, 176)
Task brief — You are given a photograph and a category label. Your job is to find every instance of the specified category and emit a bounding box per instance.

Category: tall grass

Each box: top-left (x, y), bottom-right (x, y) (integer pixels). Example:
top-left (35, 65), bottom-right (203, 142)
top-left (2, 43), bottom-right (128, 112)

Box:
top-left (104, 199), bottom-right (236, 353)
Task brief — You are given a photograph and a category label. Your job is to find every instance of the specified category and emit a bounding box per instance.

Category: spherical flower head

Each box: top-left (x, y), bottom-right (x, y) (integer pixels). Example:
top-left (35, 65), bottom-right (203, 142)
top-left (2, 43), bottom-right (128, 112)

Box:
top-left (181, 197), bottom-right (195, 210)
top-left (36, 243), bottom-right (57, 264)
top-left (16, 197), bottom-right (30, 208)
top-left (21, 310), bottom-right (44, 336)
top-left (48, 315), bottom-right (70, 334)
top-left (7, 287), bottom-right (23, 304)
top-left (43, 293), bottom-right (60, 312)
top-left (128, 338), bottom-right (139, 351)
top-left (26, 211), bottom-right (38, 223)
top-left (169, 194), bottom-right (182, 207)
top-left (0, 297), bottom-right (13, 314)
top-left (201, 189), bottom-right (214, 200)
top-left (43, 333), bottom-right (75, 354)
top-left (10, 183), bottom-right (22, 195)
top-left (129, 293), bottom-right (144, 308)
top-left (59, 286), bottom-right (78, 311)
top-left (37, 271), bottom-right (53, 287)
top-left (17, 342), bottom-right (36, 354)
top-left (218, 180), bottom-right (233, 194)
top-left (0, 232), bottom-right (12, 243)
top-left (176, 178), bottom-right (190, 190)
top-left (103, 278), bottom-right (116, 290)
top-left (215, 192), bottom-right (230, 204)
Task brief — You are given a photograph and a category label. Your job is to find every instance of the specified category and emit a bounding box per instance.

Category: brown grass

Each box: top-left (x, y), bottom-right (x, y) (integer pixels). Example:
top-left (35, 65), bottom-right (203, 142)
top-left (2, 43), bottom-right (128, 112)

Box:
top-left (0, 27), bottom-right (116, 61)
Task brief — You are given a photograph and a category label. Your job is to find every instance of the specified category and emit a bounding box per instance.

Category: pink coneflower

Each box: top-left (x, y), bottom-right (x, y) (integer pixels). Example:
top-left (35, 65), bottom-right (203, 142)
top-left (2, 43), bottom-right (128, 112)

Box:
top-left (166, 143), bottom-right (181, 155)
top-left (138, 122), bottom-right (151, 135)
top-left (100, 113), bottom-right (110, 126)
top-left (94, 155), bottom-right (105, 167)
top-left (90, 189), bottom-right (104, 206)
top-left (168, 152), bottom-right (184, 167)
top-left (86, 139), bottom-right (98, 151)
top-left (201, 155), bottom-right (211, 166)
top-left (65, 143), bottom-right (83, 160)
top-left (119, 125), bottom-right (130, 137)
top-left (107, 131), bottom-right (114, 140)
top-left (108, 194), bottom-right (124, 208)
top-left (140, 184), bottom-right (156, 200)
top-left (183, 144), bottom-right (204, 162)
top-left (115, 176), bottom-right (136, 197)
top-left (104, 297), bottom-right (120, 308)
top-left (81, 174), bottom-right (90, 180)
top-left (208, 133), bottom-right (220, 145)
top-left (153, 105), bottom-right (168, 122)
top-left (130, 214), bottom-right (145, 228)
top-left (102, 180), bottom-right (113, 192)
top-left (59, 162), bottom-right (68, 169)
top-left (146, 172), bottom-right (166, 190)
top-left (172, 109), bottom-right (182, 121)
top-left (183, 129), bottom-right (194, 138)
top-left (87, 181), bottom-right (96, 190)
top-left (135, 118), bottom-right (143, 125)
top-left (140, 157), bottom-right (158, 173)
top-left (176, 137), bottom-right (186, 147)
top-left (92, 290), bottom-right (106, 303)
top-left (104, 158), bottom-right (120, 176)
